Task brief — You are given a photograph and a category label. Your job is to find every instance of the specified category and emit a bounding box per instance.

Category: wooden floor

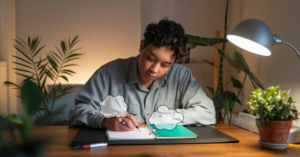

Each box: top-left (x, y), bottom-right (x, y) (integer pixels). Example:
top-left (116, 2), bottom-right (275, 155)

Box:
top-left (32, 124), bottom-right (300, 157)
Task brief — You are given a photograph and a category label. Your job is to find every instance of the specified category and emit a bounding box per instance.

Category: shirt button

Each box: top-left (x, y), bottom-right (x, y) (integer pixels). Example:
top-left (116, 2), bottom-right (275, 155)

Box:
top-left (147, 113), bottom-right (149, 116)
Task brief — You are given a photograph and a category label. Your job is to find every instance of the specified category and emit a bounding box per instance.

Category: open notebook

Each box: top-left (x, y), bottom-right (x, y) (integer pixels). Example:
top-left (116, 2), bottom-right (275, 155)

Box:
top-left (106, 124), bottom-right (197, 140)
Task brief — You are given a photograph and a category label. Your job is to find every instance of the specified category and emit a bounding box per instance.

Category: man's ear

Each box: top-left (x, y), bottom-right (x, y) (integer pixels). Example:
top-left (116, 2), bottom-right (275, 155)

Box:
top-left (139, 40), bottom-right (145, 53)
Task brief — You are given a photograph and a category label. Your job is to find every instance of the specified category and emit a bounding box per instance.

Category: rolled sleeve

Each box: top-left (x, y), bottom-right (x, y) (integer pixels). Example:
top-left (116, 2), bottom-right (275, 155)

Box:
top-left (175, 69), bottom-right (216, 125)
top-left (68, 68), bottom-right (107, 129)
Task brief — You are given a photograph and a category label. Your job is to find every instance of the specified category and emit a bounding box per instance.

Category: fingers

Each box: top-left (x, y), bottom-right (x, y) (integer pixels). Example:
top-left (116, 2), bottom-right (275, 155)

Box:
top-left (126, 113), bottom-right (139, 126)
top-left (122, 118), bottom-right (136, 130)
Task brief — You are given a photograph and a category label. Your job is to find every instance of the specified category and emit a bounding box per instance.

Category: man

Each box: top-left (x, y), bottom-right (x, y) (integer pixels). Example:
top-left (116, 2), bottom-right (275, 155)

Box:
top-left (68, 18), bottom-right (216, 131)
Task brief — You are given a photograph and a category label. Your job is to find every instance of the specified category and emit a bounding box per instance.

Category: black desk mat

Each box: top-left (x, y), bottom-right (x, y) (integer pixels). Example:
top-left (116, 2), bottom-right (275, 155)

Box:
top-left (72, 126), bottom-right (239, 146)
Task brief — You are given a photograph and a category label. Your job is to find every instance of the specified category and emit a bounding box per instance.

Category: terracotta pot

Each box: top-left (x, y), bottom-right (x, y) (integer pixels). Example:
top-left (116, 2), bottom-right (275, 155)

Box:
top-left (256, 119), bottom-right (293, 144)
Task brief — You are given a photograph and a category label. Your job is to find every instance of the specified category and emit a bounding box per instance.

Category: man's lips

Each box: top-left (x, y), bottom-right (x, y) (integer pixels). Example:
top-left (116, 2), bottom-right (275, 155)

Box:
top-left (146, 73), bottom-right (155, 79)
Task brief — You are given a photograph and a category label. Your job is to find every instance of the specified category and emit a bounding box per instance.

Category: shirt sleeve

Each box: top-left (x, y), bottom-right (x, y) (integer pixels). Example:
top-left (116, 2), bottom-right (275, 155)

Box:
top-left (175, 68), bottom-right (216, 125)
top-left (68, 68), bottom-right (107, 129)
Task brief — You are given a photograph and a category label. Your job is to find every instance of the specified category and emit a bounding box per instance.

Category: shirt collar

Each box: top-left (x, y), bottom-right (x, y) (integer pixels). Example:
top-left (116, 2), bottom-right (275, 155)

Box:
top-left (128, 55), bottom-right (168, 87)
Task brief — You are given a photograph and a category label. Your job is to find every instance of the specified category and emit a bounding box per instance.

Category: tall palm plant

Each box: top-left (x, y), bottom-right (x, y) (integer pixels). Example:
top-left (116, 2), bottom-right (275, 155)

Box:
top-left (4, 36), bottom-right (84, 125)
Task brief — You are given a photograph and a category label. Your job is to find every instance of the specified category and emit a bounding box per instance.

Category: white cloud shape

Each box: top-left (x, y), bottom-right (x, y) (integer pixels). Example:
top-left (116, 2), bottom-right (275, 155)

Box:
top-left (149, 105), bottom-right (184, 130)
top-left (100, 95), bottom-right (127, 118)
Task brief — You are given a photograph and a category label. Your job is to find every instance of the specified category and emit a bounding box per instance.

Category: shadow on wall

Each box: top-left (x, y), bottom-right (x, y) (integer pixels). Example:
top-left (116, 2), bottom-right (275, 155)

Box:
top-left (47, 84), bottom-right (84, 125)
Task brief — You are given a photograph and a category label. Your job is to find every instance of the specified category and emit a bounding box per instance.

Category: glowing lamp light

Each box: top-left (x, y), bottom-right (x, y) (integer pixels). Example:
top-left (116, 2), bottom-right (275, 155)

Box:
top-left (227, 35), bottom-right (271, 56)
top-left (227, 19), bottom-right (300, 59)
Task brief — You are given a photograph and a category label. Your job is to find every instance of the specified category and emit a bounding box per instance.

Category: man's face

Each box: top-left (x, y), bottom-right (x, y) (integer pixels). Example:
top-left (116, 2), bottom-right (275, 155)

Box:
top-left (137, 40), bottom-right (175, 88)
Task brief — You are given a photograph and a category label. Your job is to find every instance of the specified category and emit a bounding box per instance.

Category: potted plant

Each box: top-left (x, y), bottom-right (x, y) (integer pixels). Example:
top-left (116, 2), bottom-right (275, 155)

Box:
top-left (3, 36), bottom-right (84, 125)
top-left (247, 85), bottom-right (300, 149)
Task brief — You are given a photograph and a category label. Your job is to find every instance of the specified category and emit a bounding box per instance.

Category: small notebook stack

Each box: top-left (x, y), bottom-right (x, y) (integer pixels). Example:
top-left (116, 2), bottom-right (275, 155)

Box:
top-left (106, 124), bottom-right (197, 140)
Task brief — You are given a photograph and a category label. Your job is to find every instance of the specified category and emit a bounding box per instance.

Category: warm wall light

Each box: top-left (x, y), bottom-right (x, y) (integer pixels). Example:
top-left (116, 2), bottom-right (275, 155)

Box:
top-left (227, 19), bottom-right (300, 59)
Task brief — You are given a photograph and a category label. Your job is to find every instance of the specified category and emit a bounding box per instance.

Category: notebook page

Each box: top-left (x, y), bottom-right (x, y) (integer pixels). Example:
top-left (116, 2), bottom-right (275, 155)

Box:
top-left (106, 127), bottom-right (156, 140)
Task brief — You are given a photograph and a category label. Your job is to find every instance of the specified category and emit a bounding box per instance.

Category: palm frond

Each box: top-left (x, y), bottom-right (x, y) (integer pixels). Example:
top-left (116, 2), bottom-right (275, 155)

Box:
top-left (3, 81), bottom-right (21, 89)
top-left (12, 55), bottom-right (32, 65)
top-left (12, 62), bottom-right (33, 69)
top-left (12, 68), bottom-right (34, 74)
top-left (62, 64), bottom-right (78, 68)
top-left (15, 72), bottom-right (36, 80)
top-left (65, 57), bottom-right (81, 63)
top-left (33, 45), bottom-right (45, 58)
top-left (59, 75), bottom-right (68, 82)
top-left (13, 45), bottom-right (33, 63)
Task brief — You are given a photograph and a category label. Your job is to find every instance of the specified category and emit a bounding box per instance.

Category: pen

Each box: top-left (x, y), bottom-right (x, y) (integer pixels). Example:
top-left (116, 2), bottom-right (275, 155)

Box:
top-left (114, 99), bottom-right (141, 132)
top-left (72, 143), bottom-right (108, 150)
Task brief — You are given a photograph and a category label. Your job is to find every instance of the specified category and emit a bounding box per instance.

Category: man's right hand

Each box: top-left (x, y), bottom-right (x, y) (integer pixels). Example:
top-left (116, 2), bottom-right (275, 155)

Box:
top-left (102, 113), bottom-right (139, 131)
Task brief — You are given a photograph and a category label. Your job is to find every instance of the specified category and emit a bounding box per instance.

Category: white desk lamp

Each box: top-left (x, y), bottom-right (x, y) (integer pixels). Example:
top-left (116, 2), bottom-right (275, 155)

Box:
top-left (228, 19), bottom-right (300, 144)
top-left (227, 19), bottom-right (300, 59)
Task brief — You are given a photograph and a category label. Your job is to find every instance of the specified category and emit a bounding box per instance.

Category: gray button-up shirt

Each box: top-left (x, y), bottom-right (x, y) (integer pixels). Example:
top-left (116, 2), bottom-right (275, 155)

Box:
top-left (68, 55), bottom-right (216, 129)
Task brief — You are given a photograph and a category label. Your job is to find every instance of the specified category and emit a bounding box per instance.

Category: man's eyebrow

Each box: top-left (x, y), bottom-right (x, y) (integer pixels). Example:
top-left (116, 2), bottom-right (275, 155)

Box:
top-left (149, 51), bottom-right (173, 65)
top-left (149, 51), bottom-right (157, 58)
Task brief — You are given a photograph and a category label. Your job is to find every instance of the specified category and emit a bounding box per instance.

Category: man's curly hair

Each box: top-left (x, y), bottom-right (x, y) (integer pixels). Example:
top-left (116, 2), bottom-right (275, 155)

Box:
top-left (143, 17), bottom-right (190, 63)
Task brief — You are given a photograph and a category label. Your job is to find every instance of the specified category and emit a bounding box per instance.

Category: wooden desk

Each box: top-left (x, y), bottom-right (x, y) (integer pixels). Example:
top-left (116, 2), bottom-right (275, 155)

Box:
top-left (35, 124), bottom-right (300, 157)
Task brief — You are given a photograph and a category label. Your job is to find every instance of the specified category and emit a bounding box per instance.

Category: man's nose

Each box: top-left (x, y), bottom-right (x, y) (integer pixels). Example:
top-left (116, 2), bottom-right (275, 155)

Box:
top-left (150, 63), bottom-right (159, 73)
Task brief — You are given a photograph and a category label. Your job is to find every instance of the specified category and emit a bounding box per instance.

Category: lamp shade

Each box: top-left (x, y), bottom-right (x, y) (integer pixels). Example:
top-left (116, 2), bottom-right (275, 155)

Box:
top-left (227, 19), bottom-right (273, 56)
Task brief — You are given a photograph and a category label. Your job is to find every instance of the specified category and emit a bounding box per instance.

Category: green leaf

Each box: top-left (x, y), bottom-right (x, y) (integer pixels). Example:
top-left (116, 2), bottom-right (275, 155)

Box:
top-left (51, 51), bottom-right (62, 61)
top-left (12, 55), bottom-right (32, 65)
top-left (61, 41), bottom-right (66, 54)
top-left (216, 47), bottom-right (243, 73)
top-left (14, 38), bottom-right (26, 48)
top-left (13, 68), bottom-right (34, 74)
top-left (66, 53), bottom-right (83, 60)
top-left (45, 69), bottom-right (55, 81)
top-left (13, 44), bottom-right (28, 55)
top-left (15, 72), bottom-right (36, 80)
top-left (7, 114), bottom-right (17, 120)
top-left (49, 53), bottom-right (60, 63)
top-left (36, 57), bottom-right (47, 67)
top-left (62, 69), bottom-right (75, 74)
top-left (236, 97), bottom-right (243, 106)
top-left (71, 35), bottom-right (79, 46)
top-left (248, 71), bottom-right (265, 90)
top-left (203, 60), bottom-right (217, 67)
top-left (65, 57), bottom-right (81, 63)
top-left (41, 74), bottom-right (47, 90)
top-left (206, 86), bottom-right (214, 96)
top-left (30, 37), bottom-right (38, 51)
top-left (61, 71), bottom-right (74, 76)
top-left (13, 45), bottom-right (33, 63)
top-left (33, 45), bottom-right (45, 58)
top-left (31, 37), bottom-right (40, 53)
top-left (186, 34), bottom-right (228, 49)
top-left (10, 117), bottom-right (24, 125)
top-left (2, 114), bottom-right (24, 125)
top-left (21, 80), bottom-right (42, 116)
top-left (60, 75), bottom-right (68, 82)
top-left (55, 46), bottom-right (64, 58)
top-left (62, 64), bottom-right (78, 68)
top-left (68, 47), bottom-right (82, 55)
top-left (27, 36), bottom-right (31, 46)
top-left (12, 62), bottom-right (33, 69)
top-left (213, 91), bottom-right (238, 110)
top-left (3, 81), bottom-right (21, 89)
top-left (47, 55), bottom-right (58, 72)
top-left (231, 76), bottom-right (243, 89)
top-left (233, 51), bottom-right (250, 71)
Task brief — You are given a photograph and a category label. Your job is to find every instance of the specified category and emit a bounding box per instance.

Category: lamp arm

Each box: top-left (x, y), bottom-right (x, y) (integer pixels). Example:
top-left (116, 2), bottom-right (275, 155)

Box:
top-left (273, 35), bottom-right (300, 60)
top-left (280, 41), bottom-right (300, 59)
